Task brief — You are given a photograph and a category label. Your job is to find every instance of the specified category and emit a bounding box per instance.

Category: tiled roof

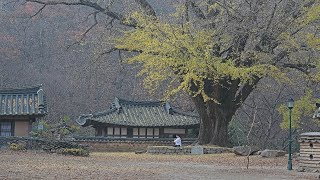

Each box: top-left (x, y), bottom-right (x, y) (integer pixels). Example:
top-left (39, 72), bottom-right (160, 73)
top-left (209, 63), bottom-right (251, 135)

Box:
top-left (0, 85), bottom-right (46, 116)
top-left (77, 97), bottom-right (199, 128)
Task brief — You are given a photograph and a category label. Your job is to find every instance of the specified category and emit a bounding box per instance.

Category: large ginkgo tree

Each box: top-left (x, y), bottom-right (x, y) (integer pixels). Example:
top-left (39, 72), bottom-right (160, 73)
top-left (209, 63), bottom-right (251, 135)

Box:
top-left (26, 0), bottom-right (319, 146)
top-left (116, 1), bottom-right (319, 146)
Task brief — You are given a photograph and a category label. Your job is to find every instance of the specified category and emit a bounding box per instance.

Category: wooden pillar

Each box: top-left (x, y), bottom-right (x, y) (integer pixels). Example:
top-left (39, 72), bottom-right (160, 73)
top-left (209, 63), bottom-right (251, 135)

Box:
top-left (127, 127), bottom-right (133, 138)
top-left (159, 128), bottom-right (164, 138)
top-left (94, 127), bottom-right (98, 136)
top-left (101, 126), bottom-right (106, 137)
top-left (184, 128), bottom-right (188, 138)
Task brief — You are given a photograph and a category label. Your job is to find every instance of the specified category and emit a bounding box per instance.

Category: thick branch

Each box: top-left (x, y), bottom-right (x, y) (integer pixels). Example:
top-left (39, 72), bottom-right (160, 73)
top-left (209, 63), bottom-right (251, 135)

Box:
top-left (30, 4), bottom-right (46, 18)
top-left (82, 11), bottom-right (98, 37)
top-left (272, 50), bottom-right (288, 65)
top-left (281, 63), bottom-right (316, 73)
top-left (134, 0), bottom-right (156, 17)
top-left (93, 48), bottom-right (119, 60)
top-left (265, 3), bottom-right (277, 31)
top-left (188, 0), bottom-right (206, 19)
top-left (26, 0), bottom-right (136, 27)
top-left (66, 11), bottom-right (99, 49)
top-left (234, 77), bottom-right (260, 106)
top-left (27, 0), bottom-right (105, 11)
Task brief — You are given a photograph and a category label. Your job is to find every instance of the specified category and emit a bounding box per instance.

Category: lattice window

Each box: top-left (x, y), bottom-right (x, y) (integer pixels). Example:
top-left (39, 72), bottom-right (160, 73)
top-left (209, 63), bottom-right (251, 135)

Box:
top-left (12, 97), bottom-right (16, 114)
top-left (34, 95), bottom-right (38, 113)
top-left (6, 98), bottom-right (11, 114)
top-left (121, 128), bottom-right (127, 137)
top-left (107, 127), bottom-right (113, 136)
top-left (17, 96), bottom-right (22, 114)
top-left (114, 127), bottom-right (120, 136)
top-left (147, 128), bottom-right (153, 138)
top-left (23, 96), bottom-right (27, 114)
top-left (139, 128), bottom-right (146, 137)
top-left (154, 128), bottom-right (159, 138)
top-left (0, 96), bottom-right (4, 113)
top-left (0, 122), bottom-right (12, 136)
top-left (29, 95), bottom-right (33, 113)
top-left (133, 128), bottom-right (139, 138)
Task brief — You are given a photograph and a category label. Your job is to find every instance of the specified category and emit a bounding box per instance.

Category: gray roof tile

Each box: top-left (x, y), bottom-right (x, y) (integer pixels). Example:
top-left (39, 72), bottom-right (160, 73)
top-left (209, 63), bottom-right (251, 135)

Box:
top-left (77, 97), bottom-right (199, 127)
top-left (0, 85), bottom-right (46, 116)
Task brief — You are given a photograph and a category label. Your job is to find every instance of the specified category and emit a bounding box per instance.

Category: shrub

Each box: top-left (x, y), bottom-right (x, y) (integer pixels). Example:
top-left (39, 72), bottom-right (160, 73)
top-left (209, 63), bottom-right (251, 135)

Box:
top-left (59, 148), bottom-right (89, 157)
top-left (9, 143), bottom-right (26, 151)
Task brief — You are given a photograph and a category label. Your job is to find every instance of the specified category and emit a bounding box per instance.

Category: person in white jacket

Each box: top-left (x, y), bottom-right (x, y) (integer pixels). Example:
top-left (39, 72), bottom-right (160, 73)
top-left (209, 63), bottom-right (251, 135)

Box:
top-left (174, 135), bottom-right (182, 147)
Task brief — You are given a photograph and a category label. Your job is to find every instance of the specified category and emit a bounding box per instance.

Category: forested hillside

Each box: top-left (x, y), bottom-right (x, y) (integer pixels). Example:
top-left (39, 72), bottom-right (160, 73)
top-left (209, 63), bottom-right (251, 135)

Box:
top-left (0, 1), bottom-right (158, 119)
top-left (1, 0), bottom-right (319, 149)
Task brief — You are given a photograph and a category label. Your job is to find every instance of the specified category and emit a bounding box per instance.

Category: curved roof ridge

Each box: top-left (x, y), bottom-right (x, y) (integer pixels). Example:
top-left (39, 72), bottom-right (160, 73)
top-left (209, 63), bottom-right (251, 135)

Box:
top-left (116, 97), bottom-right (163, 106)
top-left (91, 107), bottom-right (117, 118)
top-left (0, 85), bottom-right (43, 94)
top-left (116, 97), bottom-right (198, 117)
top-left (77, 107), bottom-right (118, 126)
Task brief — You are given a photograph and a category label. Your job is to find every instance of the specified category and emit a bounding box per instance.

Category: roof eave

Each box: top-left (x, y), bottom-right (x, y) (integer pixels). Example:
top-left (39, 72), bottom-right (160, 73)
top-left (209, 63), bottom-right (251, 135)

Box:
top-left (77, 120), bottom-right (200, 128)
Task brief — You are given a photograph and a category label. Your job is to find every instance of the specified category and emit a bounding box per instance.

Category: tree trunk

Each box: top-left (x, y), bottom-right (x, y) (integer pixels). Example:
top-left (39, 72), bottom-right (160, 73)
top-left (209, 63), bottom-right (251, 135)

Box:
top-left (192, 94), bottom-right (235, 147)
top-left (189, 76), bottom-right (259, 146)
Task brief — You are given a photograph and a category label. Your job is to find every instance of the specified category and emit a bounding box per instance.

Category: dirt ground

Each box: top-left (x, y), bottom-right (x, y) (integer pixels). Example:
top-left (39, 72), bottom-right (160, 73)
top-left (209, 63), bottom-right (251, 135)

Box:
top-left (0, 151), bottom-right (317, 180)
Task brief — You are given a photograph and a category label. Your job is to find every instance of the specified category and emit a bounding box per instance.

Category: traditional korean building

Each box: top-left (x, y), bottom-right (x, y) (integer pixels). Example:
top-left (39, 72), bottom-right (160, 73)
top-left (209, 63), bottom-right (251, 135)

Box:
top-left (0, 85), bottom-right (46, 136)
top-left (77, 97), bottom-right (199, 138)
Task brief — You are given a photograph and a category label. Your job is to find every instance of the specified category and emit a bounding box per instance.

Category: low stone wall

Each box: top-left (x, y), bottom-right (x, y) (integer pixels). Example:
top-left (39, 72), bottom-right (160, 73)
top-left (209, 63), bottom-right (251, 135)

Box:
top-left (0, 137), bottom-right (232, 154)
top-left (79, 141), bottom-right (154, 152)
top-left (147, 146), bottom-right (233, 154)
top-left (73, 137), bottom-right (196, 152)
top-left (0, 136), bottom-right (86, 152)
top-left (204, 147), bottom-right (233, 154)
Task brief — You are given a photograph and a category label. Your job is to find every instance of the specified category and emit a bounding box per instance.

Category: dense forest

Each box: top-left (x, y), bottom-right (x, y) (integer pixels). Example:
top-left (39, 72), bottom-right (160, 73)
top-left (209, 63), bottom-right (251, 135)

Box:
top-left (1, 0), bottom-right (319, 149)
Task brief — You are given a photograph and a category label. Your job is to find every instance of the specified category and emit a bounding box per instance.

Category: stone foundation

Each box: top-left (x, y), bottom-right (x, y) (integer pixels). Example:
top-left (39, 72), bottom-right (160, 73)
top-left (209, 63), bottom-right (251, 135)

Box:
top-left (147, 146), bottom-right (232, 154)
